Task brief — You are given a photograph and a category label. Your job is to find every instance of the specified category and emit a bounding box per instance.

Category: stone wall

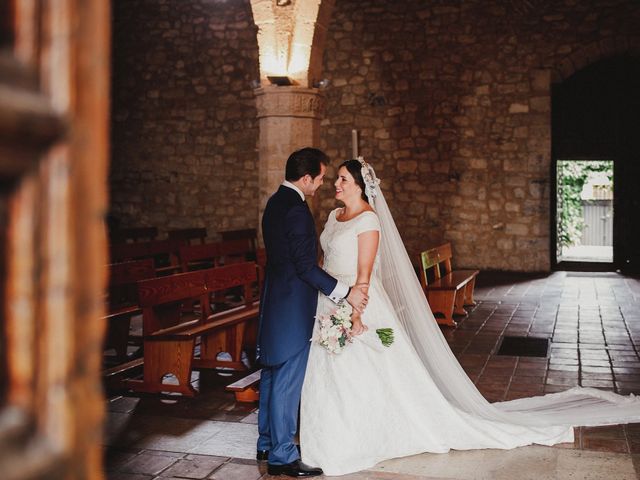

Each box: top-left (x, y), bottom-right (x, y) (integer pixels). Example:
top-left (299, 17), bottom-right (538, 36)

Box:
top-left (110, 0), bottom-right (259, 237)
top-left (318, 0), bottom-right (639, 271)
top-left (110, 0), bottom-right (639, 271)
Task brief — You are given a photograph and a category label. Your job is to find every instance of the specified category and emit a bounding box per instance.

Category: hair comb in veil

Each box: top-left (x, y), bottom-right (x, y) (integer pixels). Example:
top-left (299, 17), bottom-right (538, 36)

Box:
top-left (356, 156), bottom-right (381, 200)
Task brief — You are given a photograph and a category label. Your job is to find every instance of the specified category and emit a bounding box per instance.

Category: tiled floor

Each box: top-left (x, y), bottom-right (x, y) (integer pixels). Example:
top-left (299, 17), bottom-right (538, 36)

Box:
top-left (104, 271), bottom-right (640, 479)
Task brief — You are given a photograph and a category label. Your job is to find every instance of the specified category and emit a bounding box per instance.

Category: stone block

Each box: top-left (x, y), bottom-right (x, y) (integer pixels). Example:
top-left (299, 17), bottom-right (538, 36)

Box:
top-left (509, 103), bottom-right (529, 114)
top-left (506, 223), bottom-right (529, 236)
top-left (530, 96), bottom-right (550, 112)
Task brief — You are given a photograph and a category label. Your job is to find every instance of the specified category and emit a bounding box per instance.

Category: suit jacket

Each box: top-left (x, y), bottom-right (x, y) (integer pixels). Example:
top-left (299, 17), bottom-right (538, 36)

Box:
top-left (258, 185), bottom-right (338, 366)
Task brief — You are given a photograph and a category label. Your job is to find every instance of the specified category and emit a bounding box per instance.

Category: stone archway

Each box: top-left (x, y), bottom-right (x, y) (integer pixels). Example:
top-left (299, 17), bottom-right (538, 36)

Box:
top-left (250, 0), bottom-right (335, 87)
top-left (551, 35), bottom-right (640, 83)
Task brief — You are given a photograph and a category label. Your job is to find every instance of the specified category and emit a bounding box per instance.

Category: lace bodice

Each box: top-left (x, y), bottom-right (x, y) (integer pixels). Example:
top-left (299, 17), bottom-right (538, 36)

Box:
top-left (319, 208), bottom-right (381, 280)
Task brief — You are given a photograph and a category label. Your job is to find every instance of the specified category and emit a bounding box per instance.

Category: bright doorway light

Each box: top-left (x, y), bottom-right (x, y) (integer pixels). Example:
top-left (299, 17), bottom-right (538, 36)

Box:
top-left (556, 160), bottom-right (613, 263)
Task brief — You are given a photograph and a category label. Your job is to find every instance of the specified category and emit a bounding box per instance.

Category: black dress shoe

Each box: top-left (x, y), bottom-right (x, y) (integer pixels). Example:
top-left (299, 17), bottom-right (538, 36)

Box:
top-left (267, 459), bottom-right (323, 477)
top-left (257, 445), bottom-right (300, 462)
top-left (256, 449), bottom-right (269, 461)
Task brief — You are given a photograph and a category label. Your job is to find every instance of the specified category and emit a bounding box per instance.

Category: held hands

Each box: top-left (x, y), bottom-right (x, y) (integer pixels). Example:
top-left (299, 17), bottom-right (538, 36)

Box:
top-left (350, 311), bottom-right (368, 336)
top-left (346, 283), bottom-right (369, 313)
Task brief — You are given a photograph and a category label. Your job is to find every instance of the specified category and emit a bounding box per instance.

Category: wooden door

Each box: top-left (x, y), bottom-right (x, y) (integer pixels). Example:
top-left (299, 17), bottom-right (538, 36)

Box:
top-left (0, 1), bottom-right (109, 479)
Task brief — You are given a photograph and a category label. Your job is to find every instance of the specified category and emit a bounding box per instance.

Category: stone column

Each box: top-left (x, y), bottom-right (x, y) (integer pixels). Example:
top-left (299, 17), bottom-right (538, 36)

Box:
top-left (255, 85), bottom-right (325, 219)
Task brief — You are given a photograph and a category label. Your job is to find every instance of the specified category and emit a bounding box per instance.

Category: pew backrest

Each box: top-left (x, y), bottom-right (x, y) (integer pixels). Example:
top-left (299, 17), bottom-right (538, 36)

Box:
top-left (110, 226), bottom-right (158, 243)
top-left (179, 240), bottom-right (254, 272)
top-left (110, 239), bottom-right (184, 273)
top-left (108, 258), bottom-right (156, 307)
top-left (220, 228), bottom-right (257, 253)
top-left (136, 262), bottom-right (257, 335)
top-left (419, 243), bottom-right (453, 286)
top-left (168, 227), bottom-right (207, 244)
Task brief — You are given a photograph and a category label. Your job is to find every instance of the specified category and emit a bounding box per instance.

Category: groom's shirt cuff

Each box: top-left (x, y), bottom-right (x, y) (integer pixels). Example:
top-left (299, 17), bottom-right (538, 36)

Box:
top-left (327, 281), bottom-right (349, 303)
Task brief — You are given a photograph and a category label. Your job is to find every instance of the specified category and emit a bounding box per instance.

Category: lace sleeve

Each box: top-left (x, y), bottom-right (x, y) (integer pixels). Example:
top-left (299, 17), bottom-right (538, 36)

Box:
top-left (355, 212), bottom-right (380, 235)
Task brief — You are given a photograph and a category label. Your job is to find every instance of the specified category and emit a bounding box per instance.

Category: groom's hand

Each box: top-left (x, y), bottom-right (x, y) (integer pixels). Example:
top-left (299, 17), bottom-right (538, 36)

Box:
top-left (346, 284), bottom-right (369, 313)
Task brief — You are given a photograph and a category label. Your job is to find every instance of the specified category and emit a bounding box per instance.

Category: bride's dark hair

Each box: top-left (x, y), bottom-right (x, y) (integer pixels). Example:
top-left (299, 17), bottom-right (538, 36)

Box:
top-left (339, 159), bottom-right (369, 203)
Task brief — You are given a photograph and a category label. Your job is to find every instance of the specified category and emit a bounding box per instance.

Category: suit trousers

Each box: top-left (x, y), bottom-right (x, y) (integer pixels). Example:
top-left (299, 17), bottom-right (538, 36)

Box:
top-left (257, 343), bottom-right (311, 465)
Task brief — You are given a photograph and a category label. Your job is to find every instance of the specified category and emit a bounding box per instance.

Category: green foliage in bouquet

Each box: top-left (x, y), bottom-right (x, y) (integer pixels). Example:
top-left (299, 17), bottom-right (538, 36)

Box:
top-left (376, 328), bottom-right (394, 347)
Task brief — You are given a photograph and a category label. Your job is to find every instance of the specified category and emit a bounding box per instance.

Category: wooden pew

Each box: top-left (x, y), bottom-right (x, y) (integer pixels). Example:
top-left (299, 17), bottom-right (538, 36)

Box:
top-left (419, 243), bottom-right (479, 327)
top-left (125, 262), bottom-right (259, 396)
top-left (178, 242), bottom-right (220, 272)
top-left (179, 239), bottom-right (257, 312)
top-left (218, 238), bottom-right (255, 265)
top-left (110, 239), bottom-right (183, 275)
top-left (221, 228), bottom-right (257, 258)
top-left (110, 226), bottom-right (158, 243)
top-left (226, 247), bottom-right (266, 403)
top-left (168, 227), bottom-right (207, 245)
top-left (178, 239), bottom-right (255, 273)
top-left (105, 259), bottom-right (155, 362)
top-left (244, 247), bottom-right (266, 352)
top-left (226, 369), bottom-right (261, 402)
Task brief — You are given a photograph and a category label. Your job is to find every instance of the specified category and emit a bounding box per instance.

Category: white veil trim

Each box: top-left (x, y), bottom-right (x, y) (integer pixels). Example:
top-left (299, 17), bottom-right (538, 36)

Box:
top-left (365, 161), bottom-right (640, 429)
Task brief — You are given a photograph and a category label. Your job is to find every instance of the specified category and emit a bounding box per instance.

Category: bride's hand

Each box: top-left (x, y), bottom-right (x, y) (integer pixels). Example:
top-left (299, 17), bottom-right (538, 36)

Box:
top-left (350, 313), bottom-right (368, 336)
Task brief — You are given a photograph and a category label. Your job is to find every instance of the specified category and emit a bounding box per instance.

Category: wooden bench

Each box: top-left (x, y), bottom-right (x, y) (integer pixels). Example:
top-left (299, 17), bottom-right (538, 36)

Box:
top-left (110, 239), bottom-right (184, 275)
top-left (221, 228), bottom-right (258, 258)
top-left (178, 239), bottom-right (254, 272)
top-left (226, 369), bottom-right (261, 402)
top-left (110, 226), bottom-right (158, 243)
top-left (419, 243), bottom-right (479, 327)
top-left (168, 227), bottom-right (207, 245)
top-left (244, 247), bottom-right (266, 352)
top-left (125, 262), bottom-right (259, 396)
top-left (104, 259), bottom-right (156, 362)
top-left (225, 248), bottom-right (267, 402)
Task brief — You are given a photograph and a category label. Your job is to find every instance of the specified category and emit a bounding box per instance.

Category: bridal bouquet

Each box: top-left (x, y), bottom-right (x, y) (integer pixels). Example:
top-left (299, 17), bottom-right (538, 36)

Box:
top-left (316, 303), bottom-right (353, 354)
top-left (316, 303), bottom-right (394, 354)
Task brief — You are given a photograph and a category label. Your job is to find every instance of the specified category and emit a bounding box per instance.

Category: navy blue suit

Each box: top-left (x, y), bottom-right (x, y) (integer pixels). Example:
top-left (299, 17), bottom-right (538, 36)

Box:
top-left (257, 185), bottom-right (339, 465)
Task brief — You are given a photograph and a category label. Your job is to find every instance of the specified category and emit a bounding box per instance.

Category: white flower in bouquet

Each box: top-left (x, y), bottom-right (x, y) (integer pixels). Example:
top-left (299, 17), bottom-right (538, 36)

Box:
top-left (315, 303), bottom-right (353, 354)
top-left (315, 303), bottom-right (395, 354)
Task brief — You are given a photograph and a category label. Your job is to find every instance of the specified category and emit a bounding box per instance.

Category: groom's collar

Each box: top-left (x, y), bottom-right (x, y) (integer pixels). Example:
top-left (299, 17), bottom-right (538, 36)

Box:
top-left (282, 180), bottom-right (306, 202)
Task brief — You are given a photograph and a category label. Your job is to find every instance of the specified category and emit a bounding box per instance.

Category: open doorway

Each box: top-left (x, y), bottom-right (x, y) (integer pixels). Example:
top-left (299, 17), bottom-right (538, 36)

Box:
top-left (556, 160), bottom-right (613, 264)
top-left (552, 55), bottom-right (640, 273)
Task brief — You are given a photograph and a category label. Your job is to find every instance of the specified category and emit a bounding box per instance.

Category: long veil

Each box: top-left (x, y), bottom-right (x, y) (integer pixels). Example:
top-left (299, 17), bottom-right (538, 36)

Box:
top-left (367, 162), bottom-right (640, 429)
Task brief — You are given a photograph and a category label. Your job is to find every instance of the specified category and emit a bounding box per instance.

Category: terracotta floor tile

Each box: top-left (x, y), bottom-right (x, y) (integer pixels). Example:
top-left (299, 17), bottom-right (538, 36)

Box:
top-left (548, 364), bottom-right (579, 372)
top-left (159, 454), bottom-right (226, 479)
top-left (510, 375), bottom-right (545, 384)
top-left (546, 371), bottom-right (579, 381)
top-left (545, 378), bottom-right (580, 388)
top-left (208, 461), bottom-right (262, 480)
top-left (581, 365), bottom-right (613, 374)
top-left (106, 473), bottom-right (152, 480)
top-left (482, 366), bottom-right (516, 376)
top-left (580, 359), bottom-right (612, 368)
top-left (507, 384), bottom-right (544, 395)
top-left (584, 380), bottom-right (617, 389)
top-left (580, 370), bottom-right (613, 380)
top-left (119, 452), bottom-right (179, 476)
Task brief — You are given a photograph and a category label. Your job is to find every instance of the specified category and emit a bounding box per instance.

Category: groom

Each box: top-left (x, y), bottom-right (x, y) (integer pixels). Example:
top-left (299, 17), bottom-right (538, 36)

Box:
top-left (257, 147), bottom-right (368, 477)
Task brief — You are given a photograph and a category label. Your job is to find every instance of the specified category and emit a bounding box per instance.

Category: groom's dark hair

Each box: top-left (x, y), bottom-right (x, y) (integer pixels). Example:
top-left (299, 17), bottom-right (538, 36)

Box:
top-left (285, 147), bottom-right (329, 181)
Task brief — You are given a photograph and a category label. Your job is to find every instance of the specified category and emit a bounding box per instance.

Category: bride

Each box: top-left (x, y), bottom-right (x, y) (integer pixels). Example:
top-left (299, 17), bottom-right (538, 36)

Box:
top-left (299, 158), bottom-right (640, 476)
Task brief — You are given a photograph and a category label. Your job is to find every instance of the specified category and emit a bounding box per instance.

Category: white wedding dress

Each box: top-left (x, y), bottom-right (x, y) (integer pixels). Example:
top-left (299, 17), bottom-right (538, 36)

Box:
top-left (300, 199), bottom-right (640, 476)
